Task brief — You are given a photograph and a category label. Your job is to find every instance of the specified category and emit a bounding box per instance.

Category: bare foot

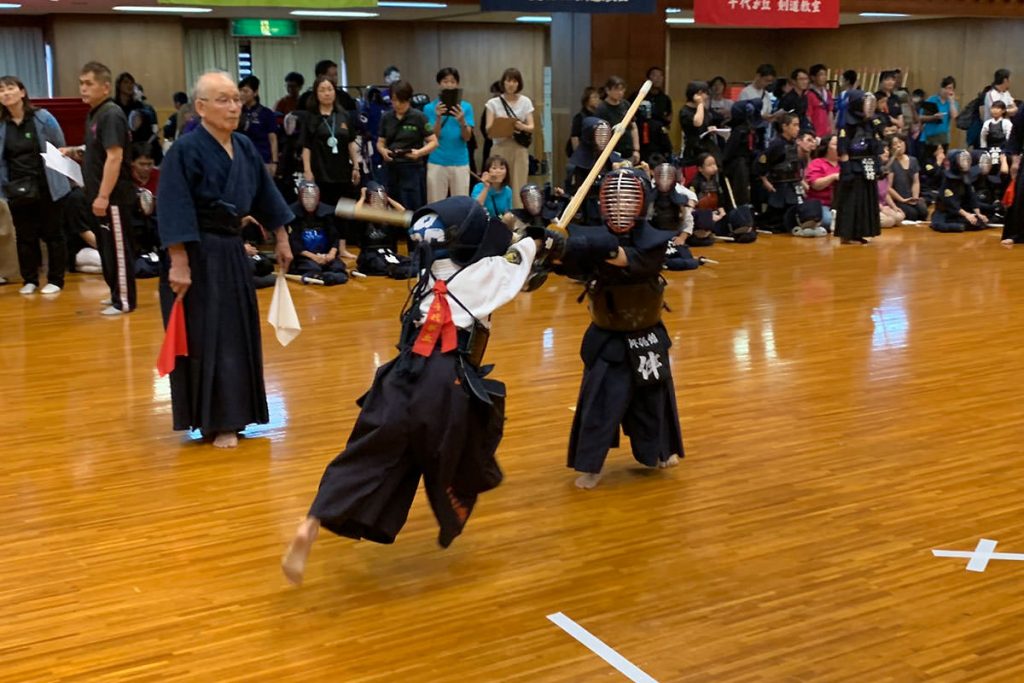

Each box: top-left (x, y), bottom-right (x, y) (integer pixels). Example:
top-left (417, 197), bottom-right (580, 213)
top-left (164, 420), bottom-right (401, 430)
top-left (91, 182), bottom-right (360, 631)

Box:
top-left (282, 517), bottom-right (320, 586)
top-left (213, 432), bottom-right (239, 448)
top-left (1001, 239), bottom-right (1014, 248)
top-left (340, 251), bottom-right (359, 260)
top-left (658, 454), bottom-right (680, 469)
top-left (574, 472), bottom-right (602, 490)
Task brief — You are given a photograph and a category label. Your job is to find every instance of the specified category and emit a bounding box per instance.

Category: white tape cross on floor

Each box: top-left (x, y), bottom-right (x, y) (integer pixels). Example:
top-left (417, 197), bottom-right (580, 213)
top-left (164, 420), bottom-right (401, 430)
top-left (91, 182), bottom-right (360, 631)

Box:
top-left (932, 538), bottom-right (1024, 572)
top-left (547, 612), bottom-right (659, 683)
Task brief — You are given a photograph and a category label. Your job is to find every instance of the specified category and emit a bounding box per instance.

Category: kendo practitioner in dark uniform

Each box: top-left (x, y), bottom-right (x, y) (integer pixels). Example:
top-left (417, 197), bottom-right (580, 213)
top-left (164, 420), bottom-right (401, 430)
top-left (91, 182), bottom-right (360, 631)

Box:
top-left (132, 187), bottom-right (161, 278)
top-left (1001, 104), bottom-right (1024, 244)
top-left (691, 152), bottom-right (759, 243)
top-left (648, 162), bottom-right (707, 271)
top-left (157, 71), bottom-right (295, 449)
top-left (971, 150), bottom-right (1004, 223)
top-left (835, 90), bottom-right (885, 244)
top-left (354, 182), bottom-right (413, 279)
top-left (931, 149), bottom-right (987, 232)
top-left (509, 183), bottom-right (568, 289)
top-left (282, 197), bottom-right (561, 585)
top-left (920, 145), bottom-right (946, 206)
top-left (753, 112), bottom-right (805, 233)
top-left (557, 168), bottom-right (684, 490)
top-left (287, 182), bottom-right (349, 285)
top-left (722, 98), bottom-right (766, 209)
top-left (566, 117), bottom-right (620, 226)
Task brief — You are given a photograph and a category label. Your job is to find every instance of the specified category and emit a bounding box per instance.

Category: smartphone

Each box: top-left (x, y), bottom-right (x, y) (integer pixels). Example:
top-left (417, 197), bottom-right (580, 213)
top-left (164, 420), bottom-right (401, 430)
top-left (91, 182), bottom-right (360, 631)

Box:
top-left (440, 88), bottom-right (462, 109)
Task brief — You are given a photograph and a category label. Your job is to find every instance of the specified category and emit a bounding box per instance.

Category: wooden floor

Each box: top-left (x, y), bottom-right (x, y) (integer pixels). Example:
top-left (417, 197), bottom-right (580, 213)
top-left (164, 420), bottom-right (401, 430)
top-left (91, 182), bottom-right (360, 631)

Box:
top-left (3, 226), bottom-right (1024, 682)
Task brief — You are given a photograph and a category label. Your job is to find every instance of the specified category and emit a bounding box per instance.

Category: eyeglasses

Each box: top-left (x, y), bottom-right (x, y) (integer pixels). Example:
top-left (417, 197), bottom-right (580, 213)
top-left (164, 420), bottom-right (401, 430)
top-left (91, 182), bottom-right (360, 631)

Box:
top-left (198, 96), bottom-right (242, 107)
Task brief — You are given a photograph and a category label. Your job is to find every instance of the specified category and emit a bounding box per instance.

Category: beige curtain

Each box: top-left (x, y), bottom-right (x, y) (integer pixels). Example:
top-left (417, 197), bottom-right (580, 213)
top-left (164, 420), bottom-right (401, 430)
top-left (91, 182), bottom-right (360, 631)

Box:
top-left (249, 30), bottom-right (344, 106)
top-left (184, 28), bottom-right (239, 93)
top-left (0, 27), bottom-right (48, 97)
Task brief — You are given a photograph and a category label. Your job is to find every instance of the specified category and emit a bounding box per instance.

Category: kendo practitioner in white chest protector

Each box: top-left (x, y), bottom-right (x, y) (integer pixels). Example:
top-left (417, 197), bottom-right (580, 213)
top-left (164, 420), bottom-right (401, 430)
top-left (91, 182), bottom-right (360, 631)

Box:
top-left (282, 196), bottom-right (560, 584)
top-left (556, 168), bottom-right (685, 489)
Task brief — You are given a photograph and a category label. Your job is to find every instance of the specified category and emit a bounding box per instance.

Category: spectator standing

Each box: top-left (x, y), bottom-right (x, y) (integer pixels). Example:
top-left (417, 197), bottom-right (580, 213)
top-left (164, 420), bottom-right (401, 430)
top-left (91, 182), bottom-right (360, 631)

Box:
top-left (806, 64), bottom-right (834, 137)
top-left (238, 76), bottom-right (279, 173)
top-left (275, 72), bottom-right (305, 116)
top-left (378, 80), bottom-right (437, 212)
top-left (486, 68), bottom-right (534, 209)
top-left (921, 76), bottom-right (959, 153)
top-left (301, 75), bottom-right (362, 259)
top-left (0, 75), bottom-right (71, 295)
top-left (424, 67), bottom-right (474, 202)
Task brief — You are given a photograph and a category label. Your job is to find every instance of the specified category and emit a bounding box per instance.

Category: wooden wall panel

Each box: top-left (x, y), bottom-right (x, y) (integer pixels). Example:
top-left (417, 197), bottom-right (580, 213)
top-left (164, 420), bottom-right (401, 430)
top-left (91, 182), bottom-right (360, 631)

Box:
top-left (591, 13), bottom-right (667, 91)
top-left (49, 15), bottom-right (185, 116)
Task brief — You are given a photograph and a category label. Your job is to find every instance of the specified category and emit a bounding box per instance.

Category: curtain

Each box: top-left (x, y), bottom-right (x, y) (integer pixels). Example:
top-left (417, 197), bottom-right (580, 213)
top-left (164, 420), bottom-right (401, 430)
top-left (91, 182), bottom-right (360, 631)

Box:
top-left (250, 30), bottom-right (344, 106)
top-left (183, 28), bottom-right (238, 93)
top-left (0, 27), bottom-right (48, 98)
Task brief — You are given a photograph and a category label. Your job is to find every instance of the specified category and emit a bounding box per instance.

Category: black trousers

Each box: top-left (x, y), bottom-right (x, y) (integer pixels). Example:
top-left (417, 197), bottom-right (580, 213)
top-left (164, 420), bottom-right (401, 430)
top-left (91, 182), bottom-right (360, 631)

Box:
top-left (159, 232), bottom-right (268, 434)
top-left (95, 202), bottom-right (137, 311)
top-left (567, 325), bottom-right (684, 474)
top-left (10, 192), bottom-right (66, 288)
top-left (309, 351), bottom-right (505, 548)
top-left (895, 199), bottom-right (929, 222)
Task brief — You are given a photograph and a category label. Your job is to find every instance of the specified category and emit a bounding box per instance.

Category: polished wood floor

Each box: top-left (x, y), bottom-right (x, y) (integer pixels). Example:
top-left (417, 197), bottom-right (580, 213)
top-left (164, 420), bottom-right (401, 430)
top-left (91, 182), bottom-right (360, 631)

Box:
top-left (3, 226), bottom-right (1024, 681)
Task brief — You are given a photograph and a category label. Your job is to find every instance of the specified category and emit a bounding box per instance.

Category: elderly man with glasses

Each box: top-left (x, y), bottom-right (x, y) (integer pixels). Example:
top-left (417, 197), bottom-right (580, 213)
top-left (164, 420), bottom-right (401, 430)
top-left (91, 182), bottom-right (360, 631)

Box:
top-left (156, 70), bottom-right (294, 449)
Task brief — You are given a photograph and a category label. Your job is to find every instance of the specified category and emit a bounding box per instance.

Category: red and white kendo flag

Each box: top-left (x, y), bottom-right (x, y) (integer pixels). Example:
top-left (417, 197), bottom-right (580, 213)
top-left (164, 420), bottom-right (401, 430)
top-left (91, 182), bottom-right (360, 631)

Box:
top-left (694, 0), bottom-right (839, 29)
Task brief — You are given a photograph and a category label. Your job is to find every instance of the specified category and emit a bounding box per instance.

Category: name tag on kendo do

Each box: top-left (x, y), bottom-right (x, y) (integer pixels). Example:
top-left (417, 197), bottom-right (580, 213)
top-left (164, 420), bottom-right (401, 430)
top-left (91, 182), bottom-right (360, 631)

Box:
top-left (862, 158), bottom-right (877, 181)
top-left (625, 330), bottom-right (667, 386)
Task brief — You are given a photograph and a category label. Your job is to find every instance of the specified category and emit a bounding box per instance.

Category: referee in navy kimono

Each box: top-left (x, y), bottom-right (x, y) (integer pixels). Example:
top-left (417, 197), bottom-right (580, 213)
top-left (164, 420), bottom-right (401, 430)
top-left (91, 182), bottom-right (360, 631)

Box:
top-left (157, 71), bottom-right (294, 449)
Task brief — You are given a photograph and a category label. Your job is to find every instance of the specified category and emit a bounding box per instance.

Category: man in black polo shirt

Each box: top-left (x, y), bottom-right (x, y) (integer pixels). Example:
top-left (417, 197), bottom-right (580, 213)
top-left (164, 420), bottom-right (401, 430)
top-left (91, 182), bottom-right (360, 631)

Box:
top-left (68, 61), bottom-right (136, 314)
top-left (377, 80), bottom-right (437, 212)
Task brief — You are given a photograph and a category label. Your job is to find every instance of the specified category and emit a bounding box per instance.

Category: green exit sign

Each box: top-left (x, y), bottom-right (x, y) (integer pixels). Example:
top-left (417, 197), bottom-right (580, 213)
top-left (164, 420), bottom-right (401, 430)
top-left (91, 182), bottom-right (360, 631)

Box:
top-left (230, 19), bottom-right (300, 38)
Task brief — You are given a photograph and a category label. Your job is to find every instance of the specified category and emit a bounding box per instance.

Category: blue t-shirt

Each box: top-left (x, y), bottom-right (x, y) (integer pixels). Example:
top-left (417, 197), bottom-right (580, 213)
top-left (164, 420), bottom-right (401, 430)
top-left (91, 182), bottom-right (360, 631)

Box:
top-left (471, 182), bottom-right (512, 217)
top-left (424, 100), bottom-right (474, 167)
top-left (921, 95), bottom-right (953, 141)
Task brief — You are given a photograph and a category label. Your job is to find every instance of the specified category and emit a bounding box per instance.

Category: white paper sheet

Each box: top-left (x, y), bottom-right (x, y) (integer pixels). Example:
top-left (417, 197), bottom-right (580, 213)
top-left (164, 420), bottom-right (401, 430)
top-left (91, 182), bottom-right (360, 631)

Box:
top-left (40, 142), bottom-right (84, 187)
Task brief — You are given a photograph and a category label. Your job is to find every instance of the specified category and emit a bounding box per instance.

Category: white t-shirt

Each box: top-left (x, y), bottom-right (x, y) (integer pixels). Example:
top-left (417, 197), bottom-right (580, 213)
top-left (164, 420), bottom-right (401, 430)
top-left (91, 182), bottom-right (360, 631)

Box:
top-left (485, 95), bottom-right (534, 144)
top-left (739, 84), bottom-right (773, 117)
top-left (983, 89), bottom-right (1014, 123)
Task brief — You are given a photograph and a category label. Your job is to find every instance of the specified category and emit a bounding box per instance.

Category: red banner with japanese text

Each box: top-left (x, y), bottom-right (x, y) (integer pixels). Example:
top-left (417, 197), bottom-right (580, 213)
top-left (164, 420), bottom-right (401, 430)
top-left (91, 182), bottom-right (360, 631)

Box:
top-left (694, 0), bottom-right (839, 29)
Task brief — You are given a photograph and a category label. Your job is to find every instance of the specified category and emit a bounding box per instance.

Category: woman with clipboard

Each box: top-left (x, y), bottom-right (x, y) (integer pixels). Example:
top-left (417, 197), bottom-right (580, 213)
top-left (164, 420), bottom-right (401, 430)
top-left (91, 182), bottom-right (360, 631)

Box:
top-left (485, 68), bottom-right (534, 209)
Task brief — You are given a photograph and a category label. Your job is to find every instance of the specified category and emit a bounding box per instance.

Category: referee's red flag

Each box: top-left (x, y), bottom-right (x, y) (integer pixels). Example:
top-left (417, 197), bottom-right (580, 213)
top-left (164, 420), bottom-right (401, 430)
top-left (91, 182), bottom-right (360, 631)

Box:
top-left (157, 298), bottom-right (188, 377)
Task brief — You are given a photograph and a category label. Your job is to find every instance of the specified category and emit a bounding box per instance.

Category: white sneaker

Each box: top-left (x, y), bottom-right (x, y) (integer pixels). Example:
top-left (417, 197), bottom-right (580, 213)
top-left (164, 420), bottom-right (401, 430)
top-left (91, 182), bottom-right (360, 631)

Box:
top-left (100, 298), bottom-right (113, 305)
top-left (19, 283), bottom-right (37, 295)
top-left (40, 283), bottom-right (61, 295)
top-left (101, 305), bottom-right (123, 316)
top-left (813, 226), bottom-right (828, 237)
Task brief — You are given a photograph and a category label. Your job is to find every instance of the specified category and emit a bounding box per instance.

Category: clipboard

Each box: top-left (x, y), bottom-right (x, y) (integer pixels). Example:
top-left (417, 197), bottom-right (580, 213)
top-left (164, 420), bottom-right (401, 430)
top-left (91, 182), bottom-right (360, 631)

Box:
top-left (488, 116), bottom-right (517, 138)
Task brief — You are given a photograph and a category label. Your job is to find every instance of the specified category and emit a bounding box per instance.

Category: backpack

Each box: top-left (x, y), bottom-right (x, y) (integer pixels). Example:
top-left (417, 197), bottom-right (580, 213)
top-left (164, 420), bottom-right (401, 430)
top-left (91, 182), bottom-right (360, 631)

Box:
top-left (956, 92), bottom-right (983, 130)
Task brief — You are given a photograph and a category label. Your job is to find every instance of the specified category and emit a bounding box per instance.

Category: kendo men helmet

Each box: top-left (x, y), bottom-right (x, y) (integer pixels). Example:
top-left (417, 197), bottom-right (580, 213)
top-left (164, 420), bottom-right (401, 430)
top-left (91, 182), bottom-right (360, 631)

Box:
top-left (979, 151), bottom-right (993, 176)
top-left (520, 184), bottom-right (544, 217)
top-left (954, 149), bottom-right (972, 174)
top-left (599, 169), bottom-right (647, 234)
top-left (653, 163), bottom-right (679, 194)
top-left (298, 181), bottom-right (321, 213)
top-left (137, 188), bottom-right (155, 217)
top-left (593, 119), bottom-right (613, 151)
top-left (366, 181), bottom-right (389, 211)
